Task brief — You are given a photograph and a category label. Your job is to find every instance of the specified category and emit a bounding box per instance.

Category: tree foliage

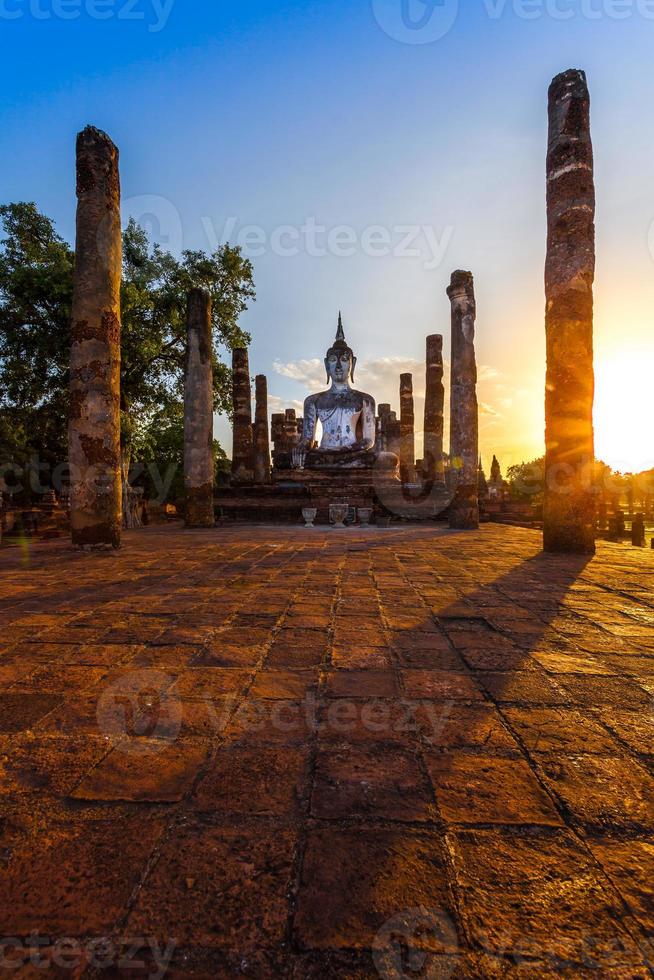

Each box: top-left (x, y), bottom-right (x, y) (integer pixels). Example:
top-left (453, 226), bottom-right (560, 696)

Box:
top-left (0, 203), bottom-right (255, 499)
top-left (0, 202), bottom-right (74, 468)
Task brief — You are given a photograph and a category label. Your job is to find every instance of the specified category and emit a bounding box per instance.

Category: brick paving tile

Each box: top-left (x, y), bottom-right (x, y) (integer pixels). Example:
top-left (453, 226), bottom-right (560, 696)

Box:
top-left (323, 668), bottom-right (397, 699)
top-left (403, 668), bottom-right (484, 701)
top-left (250, 668), bottom-right (319, 699)
top-left (72, 740), bottom-right (210, 802)
top-left (500, 705), bottom-right (621, 755)
top-left (126, 821), bottom-right (297, 951)
top-left (192, 744), bottom-right (309, 815)
top-left (586, 838), bottom-right (654, 943)
top-left (534, 753), bottom-right (654, 833)
top-left (446, 827), bottom-right (650, 971)
top-left (416, 702), bottom-right (522, 754)
top-left (0, 733), bottom-right (114, 798)
top-left (0, 692), bottom-right (62, 732)
top-left (1, 524), bottom-right (654, 972)
top-left (311, 744), bottom-right (435, 822)
top-left (294, 827), bottom-right (457, 950)
top-left (425, 751), bottom-right (563, 826)
top-left (0, 814), bottom-right (167, 935)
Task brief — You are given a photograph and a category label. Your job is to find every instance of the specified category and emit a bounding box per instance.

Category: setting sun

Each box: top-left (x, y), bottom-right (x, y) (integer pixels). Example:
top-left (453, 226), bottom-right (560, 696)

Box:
top-left (595, 347), bottom-right (654, 473)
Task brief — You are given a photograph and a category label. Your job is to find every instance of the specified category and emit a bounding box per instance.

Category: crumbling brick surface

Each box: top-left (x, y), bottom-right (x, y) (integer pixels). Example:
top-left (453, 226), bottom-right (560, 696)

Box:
top-left (0, 524), bottom-right (652, 974)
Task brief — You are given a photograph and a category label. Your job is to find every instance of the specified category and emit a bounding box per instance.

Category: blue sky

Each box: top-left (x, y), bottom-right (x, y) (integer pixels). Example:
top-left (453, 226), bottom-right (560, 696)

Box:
top-left (2, 0), bottom-right (653, 469)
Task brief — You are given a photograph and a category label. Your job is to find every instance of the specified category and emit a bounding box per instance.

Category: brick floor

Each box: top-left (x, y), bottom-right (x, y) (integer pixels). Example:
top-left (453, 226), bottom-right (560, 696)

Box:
top-left (0, 524), bottom-right (653, 976)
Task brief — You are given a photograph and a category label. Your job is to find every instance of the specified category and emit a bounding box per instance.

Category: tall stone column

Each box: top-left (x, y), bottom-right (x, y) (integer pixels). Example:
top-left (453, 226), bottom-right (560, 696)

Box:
top-left (231, 348), bottom-right (254, 484)
top-left (184, 288), bottom-right (214, 527)
top-left (69, 126), bottom-right (122, 549)
top-left (253, 374), bottom-right (271, 485)
top-left (424, 334), bottom-right (445, 484)
top-left (544, 69), bottom-right (596, 555)
top-left (448, 270), bottom-right (479, 529)
top-left (399, 373), bottom-right (415, 484)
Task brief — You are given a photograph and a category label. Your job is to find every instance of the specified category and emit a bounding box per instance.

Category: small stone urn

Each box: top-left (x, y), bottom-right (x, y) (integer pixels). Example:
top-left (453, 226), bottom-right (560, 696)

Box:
top-left (302, 507), bottom-right (317, 528)
top-left (329, 503), bottom-right (349, 528)
top-left (357, 507), bottom-right (373, 527)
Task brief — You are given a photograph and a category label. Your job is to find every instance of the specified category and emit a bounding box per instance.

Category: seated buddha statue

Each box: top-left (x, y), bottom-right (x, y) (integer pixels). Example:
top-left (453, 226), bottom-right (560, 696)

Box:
top-left (298, 314), bottom-right (398, 472)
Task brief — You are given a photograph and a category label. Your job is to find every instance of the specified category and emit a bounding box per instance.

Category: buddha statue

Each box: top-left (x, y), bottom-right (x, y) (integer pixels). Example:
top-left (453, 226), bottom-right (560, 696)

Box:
top-left (298, 314), bottom-right (398, 472)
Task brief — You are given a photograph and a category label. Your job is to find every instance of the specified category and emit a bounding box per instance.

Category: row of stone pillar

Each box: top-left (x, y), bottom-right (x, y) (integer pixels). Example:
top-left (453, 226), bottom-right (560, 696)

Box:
top-left (379, 269), bottom-right (479, 529)
top-left (68, 65), bottom-right (595, 552)
top-left (67, 126), bottom-right (220, 540)
top-left (230, 346), bottom-right (272, 486)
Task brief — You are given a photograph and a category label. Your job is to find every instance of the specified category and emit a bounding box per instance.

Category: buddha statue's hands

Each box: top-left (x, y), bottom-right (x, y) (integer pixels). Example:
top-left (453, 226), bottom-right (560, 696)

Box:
top-left (348, 438), bottom-right (374, 452)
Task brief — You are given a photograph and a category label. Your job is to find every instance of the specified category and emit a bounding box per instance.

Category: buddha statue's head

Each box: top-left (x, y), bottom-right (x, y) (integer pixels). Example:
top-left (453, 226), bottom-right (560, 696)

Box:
top-left (325, 312), bottom-right (357, 385)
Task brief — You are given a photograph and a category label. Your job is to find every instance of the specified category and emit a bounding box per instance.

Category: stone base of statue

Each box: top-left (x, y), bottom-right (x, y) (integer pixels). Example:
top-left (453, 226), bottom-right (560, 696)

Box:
top-left (270, 449), bottom-right (400, 523)
top-left (272, 447), bottom-right (399, 475)
top-left (305, 448), bottom-right (399, 473)
top-left (214, 448), bottom-right (405, 525)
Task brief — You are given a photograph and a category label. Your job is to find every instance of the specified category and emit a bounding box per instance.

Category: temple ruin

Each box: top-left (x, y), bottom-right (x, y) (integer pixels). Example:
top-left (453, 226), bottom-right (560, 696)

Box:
top-left (60, 69), bottom-right (602, 549)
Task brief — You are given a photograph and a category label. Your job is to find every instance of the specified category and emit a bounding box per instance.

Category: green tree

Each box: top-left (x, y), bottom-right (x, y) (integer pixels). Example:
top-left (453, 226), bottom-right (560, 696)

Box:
top-left (506, 457), bottom-right (545, 501)
top-left (130, 401), bottom-right (229, 507)
top-left (0, 204), bottom-right (255, 512)
top-left (0, 203), bottom-right (74, 478)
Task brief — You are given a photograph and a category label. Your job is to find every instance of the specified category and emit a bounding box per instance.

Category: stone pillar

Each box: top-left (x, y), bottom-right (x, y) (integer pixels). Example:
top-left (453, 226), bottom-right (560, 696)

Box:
top-left (283, 409), bottom-right (301, 449)
top-left (184, 288), bottom-right (214, 527)
top-left (69, 126), bottom-right (122, 549)
top-left (253, 374), bottom-right (271, 485)
top-left (231, 348), bottom-right (254, 484)
top-left (378, 403), bottom-right (392, 451)
top-left (544, 69), bottom-right (596, 554)
top-left (399, 373), bottom-right (415, 483)
top-left (447, 270), bottom-right (479, 529)
top-left (424, 334), bottom-right (445, 484)
top-left (385, 414), bottom-right (401, 462)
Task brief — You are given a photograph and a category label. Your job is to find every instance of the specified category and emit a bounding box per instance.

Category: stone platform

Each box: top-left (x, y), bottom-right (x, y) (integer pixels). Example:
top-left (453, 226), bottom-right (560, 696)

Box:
top-left (216, 473), bottom-right (453, 524)
top-left (0, 525), bottom-right (653, 975)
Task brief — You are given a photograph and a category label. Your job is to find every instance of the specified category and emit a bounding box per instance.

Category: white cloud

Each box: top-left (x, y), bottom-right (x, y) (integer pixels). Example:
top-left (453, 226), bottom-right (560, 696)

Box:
top-left (478, 364), bottom-right (501, 382)
top-left (272, 358), bottom-right (324, 389)
top-left (267, 394), bottom-right (304, 415)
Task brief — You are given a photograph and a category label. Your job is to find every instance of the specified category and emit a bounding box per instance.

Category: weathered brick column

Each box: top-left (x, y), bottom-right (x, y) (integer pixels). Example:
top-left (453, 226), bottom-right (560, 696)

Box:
top-left (447, 270), bottom-right (479, 529)
top-left (399, 373), bottom-right (415, 483)
top-left (69, 126), bottom-right (122, 549)
top-left (184, 288), bottom-right (214, 527)
top-left (424, 334), bottom-right (445, 484)
top-left (253, 374), bottom-right (271, 485)
top-left (378, 403), bottom-right (392, 452)
top-left (544, 68), bottom-right (596, 555)
top-left (387, 415), bottom-right (402, 462)
top-left (231, 347), bottom-right (254, 484)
